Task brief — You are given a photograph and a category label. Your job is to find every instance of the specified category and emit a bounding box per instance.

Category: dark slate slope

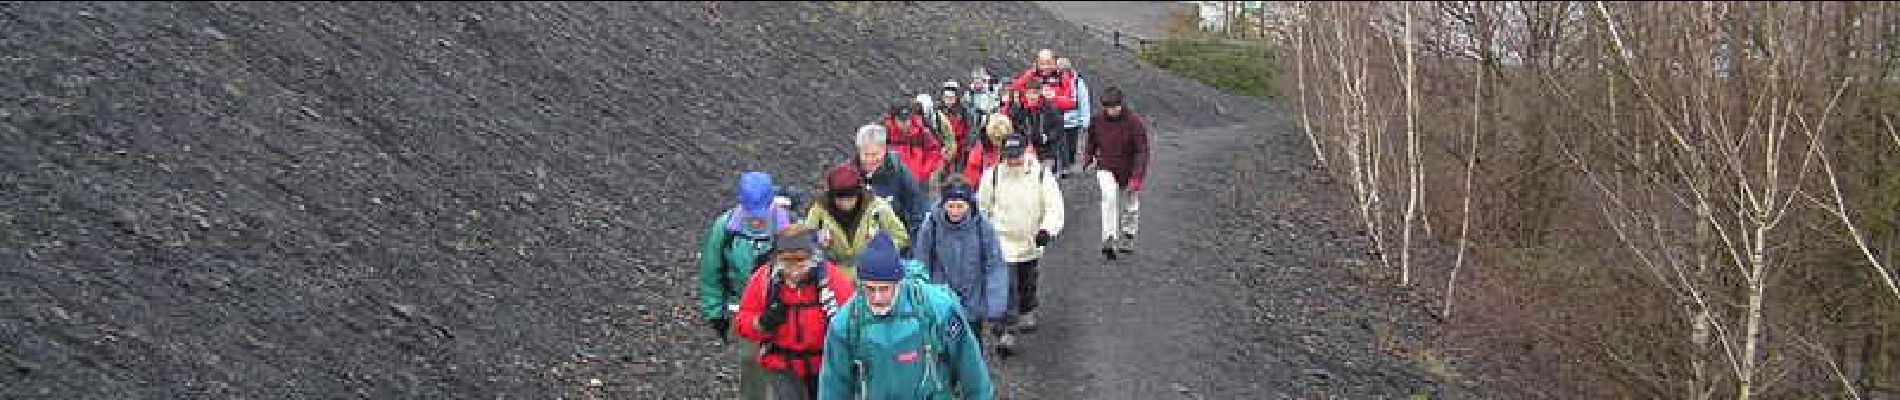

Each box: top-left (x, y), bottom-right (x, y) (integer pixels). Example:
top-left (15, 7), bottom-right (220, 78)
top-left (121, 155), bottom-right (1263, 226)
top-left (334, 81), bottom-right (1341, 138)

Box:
top-left (0, 1), bottom-right (1261, 397)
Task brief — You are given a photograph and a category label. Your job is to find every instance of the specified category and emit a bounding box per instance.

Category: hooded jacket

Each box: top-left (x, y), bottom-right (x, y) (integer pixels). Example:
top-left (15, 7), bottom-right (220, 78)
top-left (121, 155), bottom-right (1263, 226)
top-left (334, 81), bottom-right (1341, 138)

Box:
top-left (976, 158), bottom-right (1065, 262)
top-left (911, 202), bottom-right (1011, 322)
top-left (735, 260), bottom-right (855, 378)
top-left (698, 205), bottom-right (796, 320)
top-left (802, 190), bottom-right (910, 279)
top-left (816, 281), bottom-right (994, 400)
top-left (886, 114), bottom-right (943, 185)
top-left (857, 151), bottom-right (928, 239)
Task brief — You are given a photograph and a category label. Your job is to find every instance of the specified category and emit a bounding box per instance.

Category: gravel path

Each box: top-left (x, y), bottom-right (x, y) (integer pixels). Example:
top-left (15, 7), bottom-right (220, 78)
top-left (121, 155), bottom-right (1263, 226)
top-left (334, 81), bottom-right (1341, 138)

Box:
top-left (985, 113), bottom-right (1465, 398)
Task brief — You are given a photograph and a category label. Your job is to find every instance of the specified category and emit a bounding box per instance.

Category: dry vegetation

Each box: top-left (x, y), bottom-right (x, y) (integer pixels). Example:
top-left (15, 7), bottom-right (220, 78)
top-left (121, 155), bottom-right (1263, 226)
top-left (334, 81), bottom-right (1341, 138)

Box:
top-left (1269, 2), bottom-right (1900, 398)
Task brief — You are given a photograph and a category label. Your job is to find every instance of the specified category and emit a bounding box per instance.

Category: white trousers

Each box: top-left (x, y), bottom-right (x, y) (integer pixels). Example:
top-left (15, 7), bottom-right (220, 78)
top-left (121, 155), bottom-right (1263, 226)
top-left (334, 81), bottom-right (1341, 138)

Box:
top-left (1095, 171), bottom-right (1140, 248)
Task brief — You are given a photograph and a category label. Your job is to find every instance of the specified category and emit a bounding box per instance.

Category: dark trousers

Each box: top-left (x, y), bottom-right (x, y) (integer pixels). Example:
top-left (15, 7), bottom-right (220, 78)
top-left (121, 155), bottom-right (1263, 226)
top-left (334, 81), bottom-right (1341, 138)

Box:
top-left (1010, 260), bottom-right (1040, 314)
top-left (1057, 127), bottom-right (1081, 171)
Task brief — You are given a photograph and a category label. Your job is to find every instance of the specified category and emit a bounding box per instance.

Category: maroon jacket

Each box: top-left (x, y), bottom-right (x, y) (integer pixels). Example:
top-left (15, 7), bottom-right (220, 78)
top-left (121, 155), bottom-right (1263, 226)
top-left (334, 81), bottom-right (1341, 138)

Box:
top-left (1084, 109), bottom-right (1150, 190)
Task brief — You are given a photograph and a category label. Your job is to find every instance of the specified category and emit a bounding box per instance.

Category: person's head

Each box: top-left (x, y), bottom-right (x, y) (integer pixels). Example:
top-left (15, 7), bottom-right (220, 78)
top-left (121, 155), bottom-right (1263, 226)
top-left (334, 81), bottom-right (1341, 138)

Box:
top-left (1001, 134), bottom-right (1028, 168)
top-left (826, 163), bottom-right (864, 212)
top-left (772, 227), bottom-right (820, 283)
top-left (737, 172), bottom-right (776, 229)
top-left (1101, 87), bottom-right (1126, 118)
top-left (940, 180), bottom-right (975, 223)
top-left (985, 113), bottom-right (1014, 145)
top-left (1023, 80), bottom-right (1043, 104)
top-left (855, 125), bottom-right (887, 172)
top-left (1035, 49), bottom-right (1057, 71)
top-left (940, 81), bottom-right (961, 106)
top-left (912, 94), bottom-right (932, 115)
top-left (969, 67), bottom-right (992, 90)
top-left (856, 231), bottom-right (905, 315)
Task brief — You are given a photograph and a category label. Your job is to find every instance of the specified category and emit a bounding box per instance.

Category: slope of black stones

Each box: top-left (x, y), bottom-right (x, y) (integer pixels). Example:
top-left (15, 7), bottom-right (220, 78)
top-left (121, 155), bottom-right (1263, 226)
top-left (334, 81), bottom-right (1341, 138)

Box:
top-left (0, 2), bottom-right (1265, 397)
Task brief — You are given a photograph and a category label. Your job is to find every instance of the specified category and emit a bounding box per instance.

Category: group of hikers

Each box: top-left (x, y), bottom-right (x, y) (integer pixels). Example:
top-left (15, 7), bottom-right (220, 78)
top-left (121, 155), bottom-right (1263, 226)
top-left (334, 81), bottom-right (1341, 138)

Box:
top-left (697, 48), bottom-right (1151, 399)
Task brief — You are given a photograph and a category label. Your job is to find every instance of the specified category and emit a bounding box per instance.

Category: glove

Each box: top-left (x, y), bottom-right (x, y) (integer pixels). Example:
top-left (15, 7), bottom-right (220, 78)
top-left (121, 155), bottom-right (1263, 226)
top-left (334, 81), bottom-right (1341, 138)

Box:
top-left (708, 318), bottom-right (730, 337)
top-left (1034, 230), bottom-right (1053, 247)
top-left (1129, 178), bottom-right (1143, 193)
top-left (758, 301), bottom-right (788, 332)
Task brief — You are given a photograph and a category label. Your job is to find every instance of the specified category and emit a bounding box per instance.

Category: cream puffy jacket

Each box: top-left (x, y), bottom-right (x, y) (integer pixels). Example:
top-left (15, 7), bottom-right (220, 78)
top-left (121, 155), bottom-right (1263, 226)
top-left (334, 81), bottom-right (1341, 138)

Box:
top-left (976, 158), bottom-right (1065, 262)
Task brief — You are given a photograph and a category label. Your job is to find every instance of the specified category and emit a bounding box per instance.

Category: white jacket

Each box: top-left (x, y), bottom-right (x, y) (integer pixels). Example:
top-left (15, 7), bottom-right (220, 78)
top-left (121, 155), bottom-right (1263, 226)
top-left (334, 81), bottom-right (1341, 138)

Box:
top-left (977, 158), bottom-right (1065, 262)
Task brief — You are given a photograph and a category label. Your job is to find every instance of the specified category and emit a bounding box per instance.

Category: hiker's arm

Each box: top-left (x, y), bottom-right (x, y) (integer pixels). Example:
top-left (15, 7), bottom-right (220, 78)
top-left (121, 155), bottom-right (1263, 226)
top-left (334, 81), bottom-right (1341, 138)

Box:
top-left (938, 114), bottom-right (958, 161)
top-left (1038, 173), bottom-right (1066, 236)
top-left (975, 168), bottom-right (996, 215)
top-left (913, 213), bottom-right (937, 265)
top-left (947, 307), bottom-right (996, 400)
top-left (1081, 119), bottom-right (1099, 167)
top-left (733, 267), bottom-right (773, 343)
top-left (980, 219), bottom-right (1011, 321)
top-left (816, 311), bottom-right (857, 400)
top-left (1073, 77), bottom-right (1091, 128)
top-left (879, 202), bottom-right (912, 250)
top-left (1130, 114), bottom-right (1151, 192)
top-left (698, 213), bottom-right (732, 320)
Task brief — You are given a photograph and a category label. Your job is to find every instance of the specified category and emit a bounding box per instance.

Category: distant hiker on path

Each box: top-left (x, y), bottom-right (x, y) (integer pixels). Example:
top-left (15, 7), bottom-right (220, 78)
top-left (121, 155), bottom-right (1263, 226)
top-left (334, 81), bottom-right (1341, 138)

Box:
top-left (1082, 87), bottom-right (1149, 260)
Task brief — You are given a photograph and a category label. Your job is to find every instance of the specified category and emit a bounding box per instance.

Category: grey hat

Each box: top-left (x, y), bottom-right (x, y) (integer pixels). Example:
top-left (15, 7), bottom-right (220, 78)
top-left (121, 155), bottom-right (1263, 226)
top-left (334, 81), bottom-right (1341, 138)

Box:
top-left (772, 229), bottom-right (820, 255)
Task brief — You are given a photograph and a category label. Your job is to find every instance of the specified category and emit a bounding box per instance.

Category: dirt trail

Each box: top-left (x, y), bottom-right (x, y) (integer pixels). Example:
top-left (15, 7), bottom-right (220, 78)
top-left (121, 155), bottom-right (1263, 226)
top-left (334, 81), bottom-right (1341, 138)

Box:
top-left (989, 116), bottom-right (1458, 399)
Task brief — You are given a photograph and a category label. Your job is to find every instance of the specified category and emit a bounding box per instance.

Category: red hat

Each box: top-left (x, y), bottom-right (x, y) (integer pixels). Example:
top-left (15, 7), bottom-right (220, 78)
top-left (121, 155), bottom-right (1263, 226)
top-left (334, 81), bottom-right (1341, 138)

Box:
top-left (827, 163), bottom-right (864, 192)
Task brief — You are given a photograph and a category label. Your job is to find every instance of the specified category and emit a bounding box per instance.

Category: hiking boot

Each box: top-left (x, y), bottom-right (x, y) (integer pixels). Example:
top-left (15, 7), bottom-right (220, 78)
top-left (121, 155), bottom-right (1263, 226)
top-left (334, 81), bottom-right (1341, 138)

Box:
top-left (1103, 246), bottom-right (1118, 261)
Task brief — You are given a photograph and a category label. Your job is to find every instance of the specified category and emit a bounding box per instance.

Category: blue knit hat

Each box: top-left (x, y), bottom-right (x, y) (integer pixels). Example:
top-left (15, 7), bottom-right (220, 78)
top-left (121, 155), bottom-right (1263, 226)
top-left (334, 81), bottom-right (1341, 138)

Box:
top-left (737, 172), bottom-right (775, 218)
top-left (857, 231), bottom-right (904, 282)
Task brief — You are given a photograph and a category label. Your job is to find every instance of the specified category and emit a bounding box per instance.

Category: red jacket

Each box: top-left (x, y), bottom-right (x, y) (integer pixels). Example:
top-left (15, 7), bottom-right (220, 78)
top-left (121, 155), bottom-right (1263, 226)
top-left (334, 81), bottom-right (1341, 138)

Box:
top-left (963, 138), bottom-right (1001, 190)
top-left (1009, 68), bottom-right (1078, 111)
top-left (735, 261), bottom-right (855, 378)
top-left (885, 115), bottom-right (942, 183)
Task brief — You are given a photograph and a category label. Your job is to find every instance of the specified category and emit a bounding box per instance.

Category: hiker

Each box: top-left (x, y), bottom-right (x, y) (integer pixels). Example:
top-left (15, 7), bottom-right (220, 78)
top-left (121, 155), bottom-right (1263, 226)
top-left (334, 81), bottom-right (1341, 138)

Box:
top-left (1013, 79), bottom-right (1066, 177)
top-left (700, 172), bottom-right (797, 399)
top-left (975, 134), bottom-right (1064, 352)
top-left (935, 81), bottom-right (977, 176)
top-left (852, 124), bottom-right (929, 245)
top-left (803, 162), bottom-right (910, 279)
top-left (817, 232), bottom-right (995, 400)
top-left (966, 67), bottom-right (999, 123)
top-left (961, 111), bottom-right (1013, 192)
top-left (735, 227), bottom-right (856, 400)
top-left (911, 178), bottom-right (1010, 342)
top-left (1055, 57), bottom-right (1092, 179)
top-left (1008, 49), bottom-right (1079, 113)
top-left (884, 101), bottom-right (943, 190)
top-left (1082, 87), bottom-right (1150, 260)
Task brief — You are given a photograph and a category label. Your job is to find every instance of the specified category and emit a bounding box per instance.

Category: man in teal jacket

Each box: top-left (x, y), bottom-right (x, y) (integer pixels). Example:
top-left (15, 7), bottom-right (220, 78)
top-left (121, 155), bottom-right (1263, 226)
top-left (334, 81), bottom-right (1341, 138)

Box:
top-left (819, 232), bottom-right (994, 400)
top-left (701, 172), bottom-right (795, 399)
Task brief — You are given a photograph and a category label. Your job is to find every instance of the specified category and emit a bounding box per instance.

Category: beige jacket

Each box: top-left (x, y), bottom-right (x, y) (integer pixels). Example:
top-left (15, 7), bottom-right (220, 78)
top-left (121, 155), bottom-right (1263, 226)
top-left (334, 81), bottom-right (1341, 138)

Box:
top-left (976, 158), bottom-right (1065, 262)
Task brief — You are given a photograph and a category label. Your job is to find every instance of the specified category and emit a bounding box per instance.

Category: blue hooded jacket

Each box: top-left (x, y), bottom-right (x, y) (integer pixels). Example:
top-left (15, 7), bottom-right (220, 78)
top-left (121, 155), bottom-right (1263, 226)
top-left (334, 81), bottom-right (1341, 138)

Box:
top-left (911, 203), bottom-right (1010, 322)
